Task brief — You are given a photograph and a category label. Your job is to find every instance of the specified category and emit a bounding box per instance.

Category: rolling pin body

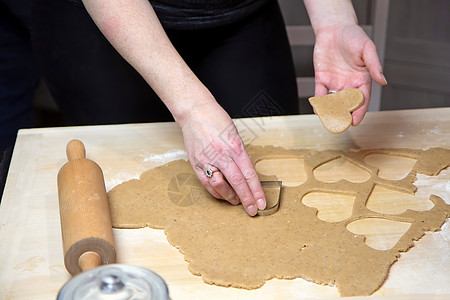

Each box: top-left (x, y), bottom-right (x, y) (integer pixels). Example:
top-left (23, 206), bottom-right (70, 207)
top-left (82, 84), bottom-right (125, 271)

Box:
top-left (57, 140), bottom-right (116, 275)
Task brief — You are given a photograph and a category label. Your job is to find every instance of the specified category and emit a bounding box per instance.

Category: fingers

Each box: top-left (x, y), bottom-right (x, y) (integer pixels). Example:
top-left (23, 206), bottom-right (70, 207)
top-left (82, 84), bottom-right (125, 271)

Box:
top-left (314, 82), bottom-right (329, 97)
top-left (351, 84), bottom-right (371, 126)
top-left (233, 152), bottom-right (267, 211)
top-left (206, 167), bottom-right (240, 206)
top-left (195, 157), bottom-right (266, 216)
top-left (194, 166), bottom-right (222, 199)
top-left (362, 40), bottom-right (388, 86)
top-left (194, 165), bottom-right (239, 205)
top-left (217, 155), bottom-right (266, 216)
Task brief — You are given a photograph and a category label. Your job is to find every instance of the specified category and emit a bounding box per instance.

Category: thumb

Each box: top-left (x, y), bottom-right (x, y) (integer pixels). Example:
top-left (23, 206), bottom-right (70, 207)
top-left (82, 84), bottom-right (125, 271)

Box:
top-left (362, 40), bottom-right (388, 86)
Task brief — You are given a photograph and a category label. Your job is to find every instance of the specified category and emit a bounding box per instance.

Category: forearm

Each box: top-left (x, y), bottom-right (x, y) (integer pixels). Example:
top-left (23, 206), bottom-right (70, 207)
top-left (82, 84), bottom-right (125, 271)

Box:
top-left (82, 0), bottom-right (215, 126)
top-left (303, 0), bottom-right (358, 34)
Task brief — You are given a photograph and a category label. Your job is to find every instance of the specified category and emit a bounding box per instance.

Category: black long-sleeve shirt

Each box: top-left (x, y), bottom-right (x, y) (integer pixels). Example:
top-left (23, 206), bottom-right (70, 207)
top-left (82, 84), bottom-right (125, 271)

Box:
top-left (67, 0), bottom-right (270, 29)
top-left (151, 0), bottom-right (270, 29)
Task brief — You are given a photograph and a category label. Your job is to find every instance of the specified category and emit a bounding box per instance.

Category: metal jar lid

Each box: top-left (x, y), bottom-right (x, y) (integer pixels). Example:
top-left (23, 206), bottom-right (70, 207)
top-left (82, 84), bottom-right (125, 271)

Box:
top-left (57, 264), bottom-right (169, 300)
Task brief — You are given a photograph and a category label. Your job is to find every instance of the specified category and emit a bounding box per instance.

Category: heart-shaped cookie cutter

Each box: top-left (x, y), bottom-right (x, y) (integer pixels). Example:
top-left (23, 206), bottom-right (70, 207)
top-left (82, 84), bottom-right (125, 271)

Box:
top-left (257, 180), bottom-right (282, 216)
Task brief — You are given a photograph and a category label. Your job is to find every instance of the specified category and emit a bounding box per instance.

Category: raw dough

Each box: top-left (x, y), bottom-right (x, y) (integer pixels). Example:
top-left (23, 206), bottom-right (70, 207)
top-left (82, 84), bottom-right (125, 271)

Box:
top-left (107, 146), bottom-right (450, 296)
top-left (308, 88), bottom-right (364, 133)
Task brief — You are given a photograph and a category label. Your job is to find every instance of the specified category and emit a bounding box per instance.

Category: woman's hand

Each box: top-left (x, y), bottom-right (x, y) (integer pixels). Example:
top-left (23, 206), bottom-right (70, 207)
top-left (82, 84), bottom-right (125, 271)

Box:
top-left (82, 0), bottom-right (266, 216)
top-left (180, 102), bottom-right (266, 216)
top-left (312, 24), bottom-right (387, 125)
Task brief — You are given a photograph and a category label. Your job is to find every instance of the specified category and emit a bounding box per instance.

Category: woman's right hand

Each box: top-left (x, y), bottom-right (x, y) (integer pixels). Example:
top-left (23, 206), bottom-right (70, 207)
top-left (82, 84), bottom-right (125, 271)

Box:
top-left (179, 102), bottom-right (266, 216)
top-left (81, 0), bottom-right (265, 215)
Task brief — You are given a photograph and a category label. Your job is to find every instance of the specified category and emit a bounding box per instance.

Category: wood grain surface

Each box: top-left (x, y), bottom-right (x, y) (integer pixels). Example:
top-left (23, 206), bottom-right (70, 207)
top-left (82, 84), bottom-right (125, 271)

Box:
top-left (0, 108), bottom-right (449, 299)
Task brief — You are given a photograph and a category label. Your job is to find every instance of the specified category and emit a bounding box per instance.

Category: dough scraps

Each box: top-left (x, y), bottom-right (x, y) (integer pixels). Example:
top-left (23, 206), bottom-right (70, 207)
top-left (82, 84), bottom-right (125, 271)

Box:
top-left (309, 88), bottom-right (364, 134)
top-left (107, 146), bottom-right (450, 297)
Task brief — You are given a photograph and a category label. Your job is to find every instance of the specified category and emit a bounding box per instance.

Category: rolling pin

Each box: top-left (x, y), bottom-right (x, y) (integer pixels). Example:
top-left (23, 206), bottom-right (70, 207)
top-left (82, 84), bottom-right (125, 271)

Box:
top-left (57, 139), bottom-right (116, 275)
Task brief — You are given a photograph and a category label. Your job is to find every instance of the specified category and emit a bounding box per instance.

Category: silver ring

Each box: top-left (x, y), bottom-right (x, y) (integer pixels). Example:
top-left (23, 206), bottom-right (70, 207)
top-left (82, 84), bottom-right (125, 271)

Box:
top-left (328, 90), bottom-right (337, 94)
top-left (205, 168), bottom-right (218, 178)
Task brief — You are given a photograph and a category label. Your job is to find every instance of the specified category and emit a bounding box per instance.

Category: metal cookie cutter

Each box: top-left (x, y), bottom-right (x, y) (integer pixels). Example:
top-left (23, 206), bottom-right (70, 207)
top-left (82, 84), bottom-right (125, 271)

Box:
top-left (257, 181), bottom-right (282, 216)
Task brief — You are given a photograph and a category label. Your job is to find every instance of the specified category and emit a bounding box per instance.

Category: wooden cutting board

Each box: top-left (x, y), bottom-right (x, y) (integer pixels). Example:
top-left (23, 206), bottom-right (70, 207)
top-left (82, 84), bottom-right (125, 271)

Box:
top-left (0, 108), bottom-right (449, 299)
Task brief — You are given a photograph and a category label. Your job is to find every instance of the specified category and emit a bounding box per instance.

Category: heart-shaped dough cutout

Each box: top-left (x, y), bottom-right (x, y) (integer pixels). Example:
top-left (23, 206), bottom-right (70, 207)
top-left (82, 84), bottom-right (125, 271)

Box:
top-left (308, 88), bottom-right (364, 133)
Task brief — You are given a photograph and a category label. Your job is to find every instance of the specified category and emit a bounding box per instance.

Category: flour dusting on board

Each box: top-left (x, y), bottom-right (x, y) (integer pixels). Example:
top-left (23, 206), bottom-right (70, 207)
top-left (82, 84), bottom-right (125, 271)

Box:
top-left (104, 150), bottom-right (188, 191)
top-left (140, 150), bottom-right (188, 164)
top-left (414, 168), bottom-right (450, 205)
top-left (437, 220), bottom-right (449, 243)
top-left (426, 125), bottom-right (441, 136)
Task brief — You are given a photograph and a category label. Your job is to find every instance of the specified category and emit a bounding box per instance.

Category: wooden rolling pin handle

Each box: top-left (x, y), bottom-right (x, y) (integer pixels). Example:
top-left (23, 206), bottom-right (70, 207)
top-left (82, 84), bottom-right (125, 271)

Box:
top-left (78, 251), bottom-right (102, 272)
top-left (66, 139), bottom-right (86, 161)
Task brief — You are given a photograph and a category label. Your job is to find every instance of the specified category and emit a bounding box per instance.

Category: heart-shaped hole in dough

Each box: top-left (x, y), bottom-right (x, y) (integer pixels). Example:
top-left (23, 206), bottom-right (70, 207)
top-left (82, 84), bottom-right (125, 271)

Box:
top-left (313, 157), bottom-right (370, 183)
top-left (367, 185), bottom-right (434, 214)
top-left (302, 192), bottom-right (355, 222)
top-left (347, 218), bottom-right (411, 250)
top-left (256, 158), bottom-right (307, 186)
top-left (364, 154), bottom-right (416, 180)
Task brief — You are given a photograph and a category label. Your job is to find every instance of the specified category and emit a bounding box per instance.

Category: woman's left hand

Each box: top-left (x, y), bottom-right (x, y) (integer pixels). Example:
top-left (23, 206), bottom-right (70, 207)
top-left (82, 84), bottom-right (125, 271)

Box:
top-left (312, 24), bottom-right (388, 125)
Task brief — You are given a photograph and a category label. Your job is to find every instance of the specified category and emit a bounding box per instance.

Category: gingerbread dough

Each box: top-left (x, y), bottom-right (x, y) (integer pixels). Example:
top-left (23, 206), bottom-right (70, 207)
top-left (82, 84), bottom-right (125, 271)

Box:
top-left (309, 88), bottom-right (364, 133)
top-left (107, 146), bottom-right (450, 296)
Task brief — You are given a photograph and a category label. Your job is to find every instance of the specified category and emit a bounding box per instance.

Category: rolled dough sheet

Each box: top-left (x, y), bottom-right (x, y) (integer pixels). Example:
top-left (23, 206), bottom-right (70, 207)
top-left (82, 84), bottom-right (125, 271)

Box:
top-left (107, 146), bottom-right (450, 296)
